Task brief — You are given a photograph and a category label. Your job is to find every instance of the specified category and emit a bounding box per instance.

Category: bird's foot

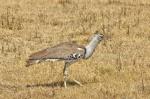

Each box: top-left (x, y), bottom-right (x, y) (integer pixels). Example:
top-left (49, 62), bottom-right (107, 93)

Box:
top-left (72, 79), bottom-right (83, 86)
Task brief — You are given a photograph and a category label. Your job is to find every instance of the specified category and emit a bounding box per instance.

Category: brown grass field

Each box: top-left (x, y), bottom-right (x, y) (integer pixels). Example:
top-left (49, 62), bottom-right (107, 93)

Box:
top-left (0, 0), bottom-right (150, 99)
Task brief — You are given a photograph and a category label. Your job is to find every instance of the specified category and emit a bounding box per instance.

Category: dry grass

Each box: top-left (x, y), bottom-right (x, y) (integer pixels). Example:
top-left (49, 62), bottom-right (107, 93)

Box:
top-left (0, 0), bottom-right (150, 99)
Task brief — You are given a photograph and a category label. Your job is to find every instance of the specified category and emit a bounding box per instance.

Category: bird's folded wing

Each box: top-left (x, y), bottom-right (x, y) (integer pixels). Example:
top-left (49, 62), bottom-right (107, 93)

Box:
top-left (28, 42), bottom-right (85, 60)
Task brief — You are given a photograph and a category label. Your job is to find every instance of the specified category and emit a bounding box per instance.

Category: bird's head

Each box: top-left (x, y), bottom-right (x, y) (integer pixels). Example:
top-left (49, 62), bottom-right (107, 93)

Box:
top-left (89, 31), bottom-right (104, 43)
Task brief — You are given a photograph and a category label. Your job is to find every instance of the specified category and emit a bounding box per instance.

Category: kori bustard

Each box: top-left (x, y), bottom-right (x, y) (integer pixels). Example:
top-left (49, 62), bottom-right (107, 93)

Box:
top-left (26, 31), bottom-right (103, 88)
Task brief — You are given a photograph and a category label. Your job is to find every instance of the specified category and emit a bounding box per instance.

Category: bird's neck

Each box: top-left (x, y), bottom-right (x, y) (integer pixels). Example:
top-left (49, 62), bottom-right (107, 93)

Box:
top-left (84, 39), bottom-right (99, 59)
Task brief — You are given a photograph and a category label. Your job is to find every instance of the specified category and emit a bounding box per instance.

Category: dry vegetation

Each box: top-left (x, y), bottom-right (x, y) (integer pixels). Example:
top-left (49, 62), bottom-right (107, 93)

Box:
top-left (0, 0), bottom-right (150, 99)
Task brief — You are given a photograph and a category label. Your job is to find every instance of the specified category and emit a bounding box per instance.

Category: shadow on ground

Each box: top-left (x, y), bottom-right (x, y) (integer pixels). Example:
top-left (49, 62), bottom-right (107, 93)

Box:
top-left (26, 80), bottom-right (78, 88)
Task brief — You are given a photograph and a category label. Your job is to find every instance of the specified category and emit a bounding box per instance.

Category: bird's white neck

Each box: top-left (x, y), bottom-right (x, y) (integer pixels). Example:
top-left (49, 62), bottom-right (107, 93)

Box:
top-left (84, 38), bottom-right (100, 59)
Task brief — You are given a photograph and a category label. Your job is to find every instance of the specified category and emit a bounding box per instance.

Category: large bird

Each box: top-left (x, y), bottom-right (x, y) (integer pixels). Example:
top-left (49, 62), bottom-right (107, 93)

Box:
top-left (26, 31), bottom-right (104, 88)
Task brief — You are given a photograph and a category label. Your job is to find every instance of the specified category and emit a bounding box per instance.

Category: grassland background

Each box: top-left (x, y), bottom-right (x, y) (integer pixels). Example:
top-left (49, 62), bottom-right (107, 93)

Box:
top-left (0, 0), bottom-right (150, 99)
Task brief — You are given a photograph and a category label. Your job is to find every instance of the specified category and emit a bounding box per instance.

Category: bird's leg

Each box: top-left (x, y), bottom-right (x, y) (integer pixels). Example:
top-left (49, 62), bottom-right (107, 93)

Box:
top-left (63, 62), bottom-right (83, 88)
top-left (63, 62), bottom-right (69, 88)
top-left (72, 79), bottom-right (83, 86)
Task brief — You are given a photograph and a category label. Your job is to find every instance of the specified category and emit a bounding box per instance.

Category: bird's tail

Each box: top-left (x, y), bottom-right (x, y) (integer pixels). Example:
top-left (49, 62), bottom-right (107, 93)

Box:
top-left (25, 59), bottom-right (40, 67)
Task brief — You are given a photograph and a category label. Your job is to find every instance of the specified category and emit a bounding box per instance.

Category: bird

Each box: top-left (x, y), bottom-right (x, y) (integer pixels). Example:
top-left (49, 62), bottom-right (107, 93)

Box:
top-left (26, 31), bottom-right (104, 88)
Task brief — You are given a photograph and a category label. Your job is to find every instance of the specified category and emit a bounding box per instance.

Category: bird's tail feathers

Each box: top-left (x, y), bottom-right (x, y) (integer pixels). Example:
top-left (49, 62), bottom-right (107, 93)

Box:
top-left (25, 59), bottom-right (41, 67)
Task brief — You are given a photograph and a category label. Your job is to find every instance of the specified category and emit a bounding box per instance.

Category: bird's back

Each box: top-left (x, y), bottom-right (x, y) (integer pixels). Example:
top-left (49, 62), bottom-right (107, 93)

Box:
top-left (26, 42), bottom-right (86, 66)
